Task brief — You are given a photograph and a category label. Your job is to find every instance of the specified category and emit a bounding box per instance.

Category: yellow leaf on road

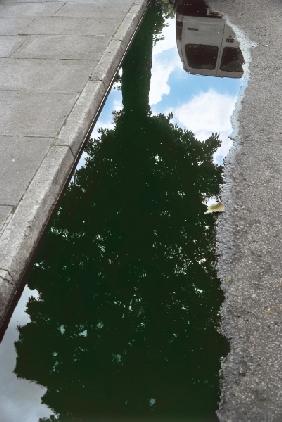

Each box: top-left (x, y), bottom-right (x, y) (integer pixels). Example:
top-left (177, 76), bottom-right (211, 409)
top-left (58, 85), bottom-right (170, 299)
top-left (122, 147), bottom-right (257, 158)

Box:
top-left (205, 202), bottom-right (224, 214)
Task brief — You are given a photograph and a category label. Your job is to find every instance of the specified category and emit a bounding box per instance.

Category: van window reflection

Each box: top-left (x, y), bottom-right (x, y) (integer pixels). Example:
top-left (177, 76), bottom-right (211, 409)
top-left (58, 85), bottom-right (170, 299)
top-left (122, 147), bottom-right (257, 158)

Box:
top-left (220, 47), bottom-right (244, 72)
top-left (185, 44), bottom-right (218, 70)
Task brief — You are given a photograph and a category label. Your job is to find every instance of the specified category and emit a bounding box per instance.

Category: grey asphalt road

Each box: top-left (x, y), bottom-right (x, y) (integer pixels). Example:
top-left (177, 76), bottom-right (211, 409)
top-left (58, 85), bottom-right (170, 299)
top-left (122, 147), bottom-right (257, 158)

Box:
top-left (207, 0), bottom-right (282, 420)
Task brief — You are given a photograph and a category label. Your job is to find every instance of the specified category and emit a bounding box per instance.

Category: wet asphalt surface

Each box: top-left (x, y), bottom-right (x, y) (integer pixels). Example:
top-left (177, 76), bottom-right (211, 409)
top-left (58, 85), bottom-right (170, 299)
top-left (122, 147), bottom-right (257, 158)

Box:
top-left (206, 0), bottom-right (282, 420)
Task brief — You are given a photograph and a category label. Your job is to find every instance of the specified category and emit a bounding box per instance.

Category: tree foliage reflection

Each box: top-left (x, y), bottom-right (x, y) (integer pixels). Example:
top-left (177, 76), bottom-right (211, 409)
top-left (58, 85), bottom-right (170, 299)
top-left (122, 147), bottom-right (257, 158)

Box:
top-left (15, 2), bottom-right (226, 421)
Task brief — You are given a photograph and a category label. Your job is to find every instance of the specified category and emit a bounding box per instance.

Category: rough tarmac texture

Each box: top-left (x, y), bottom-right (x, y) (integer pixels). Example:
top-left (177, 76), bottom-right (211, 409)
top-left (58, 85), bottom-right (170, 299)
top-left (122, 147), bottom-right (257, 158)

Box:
top-left (206, 0), bottom-right (282, 420)
top-left (0, 0), bottom-right (147, 328)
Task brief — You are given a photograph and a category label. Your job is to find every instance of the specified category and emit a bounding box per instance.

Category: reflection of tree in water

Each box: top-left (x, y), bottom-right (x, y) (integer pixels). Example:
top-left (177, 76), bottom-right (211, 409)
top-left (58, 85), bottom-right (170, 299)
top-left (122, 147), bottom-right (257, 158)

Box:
top-left (15, 2), bottom-right (226, 421)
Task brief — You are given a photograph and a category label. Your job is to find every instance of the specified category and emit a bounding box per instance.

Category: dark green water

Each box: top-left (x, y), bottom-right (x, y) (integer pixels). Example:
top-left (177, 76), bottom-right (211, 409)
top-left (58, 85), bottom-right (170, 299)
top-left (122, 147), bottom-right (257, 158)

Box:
top-left (0, 1), bottom-right (237, 420)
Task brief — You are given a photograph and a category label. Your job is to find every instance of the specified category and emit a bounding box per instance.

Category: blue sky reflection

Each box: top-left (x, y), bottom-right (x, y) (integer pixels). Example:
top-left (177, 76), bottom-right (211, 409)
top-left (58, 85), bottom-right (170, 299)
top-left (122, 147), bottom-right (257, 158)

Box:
top-left (150, 18), bottom-right (242, 165)
top-left (90, 17), bottom-right (242, 166)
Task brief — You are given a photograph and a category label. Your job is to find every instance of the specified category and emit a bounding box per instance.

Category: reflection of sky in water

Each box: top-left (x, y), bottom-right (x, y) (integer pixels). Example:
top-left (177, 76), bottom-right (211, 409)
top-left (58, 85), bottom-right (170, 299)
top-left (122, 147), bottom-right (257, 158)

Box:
top-left (0, 12), bottom-right (243, 422)
top-left (76, 80), bottom-right (122, 171)
top-left (92, 79), bottom-right (122, 139)
top-left (86, 18), bottom-right (241, 166)
top-left (150, 18), bottom-right (241, 165)
top-left (0, 287), bottom-right (54, 422)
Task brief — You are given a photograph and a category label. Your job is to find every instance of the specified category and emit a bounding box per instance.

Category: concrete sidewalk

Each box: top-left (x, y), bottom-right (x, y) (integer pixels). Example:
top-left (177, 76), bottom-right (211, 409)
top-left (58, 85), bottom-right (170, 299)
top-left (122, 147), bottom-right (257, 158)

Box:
top-left (0, 0), bottom-right (147, 326)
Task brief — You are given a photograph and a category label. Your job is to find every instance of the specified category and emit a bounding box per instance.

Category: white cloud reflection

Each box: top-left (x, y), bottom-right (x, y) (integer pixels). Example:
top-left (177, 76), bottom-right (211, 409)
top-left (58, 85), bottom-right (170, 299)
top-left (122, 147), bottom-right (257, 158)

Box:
top-left (149, 16), bottom-right (239, 165)
top-left (173, 89), bottom-right (236, 164)
top-left (153, 19), bottom-right (176, 55)
top-left (174, 89), bottom-right (236, 141)
top-left (150, 19), bottom-right (182, 106)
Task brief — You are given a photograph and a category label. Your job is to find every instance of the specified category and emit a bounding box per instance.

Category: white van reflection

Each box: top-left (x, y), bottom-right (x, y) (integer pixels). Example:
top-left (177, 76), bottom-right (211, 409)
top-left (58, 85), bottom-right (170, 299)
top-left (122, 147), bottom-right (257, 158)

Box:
top-left (174, 0), bottom-right (244, 78)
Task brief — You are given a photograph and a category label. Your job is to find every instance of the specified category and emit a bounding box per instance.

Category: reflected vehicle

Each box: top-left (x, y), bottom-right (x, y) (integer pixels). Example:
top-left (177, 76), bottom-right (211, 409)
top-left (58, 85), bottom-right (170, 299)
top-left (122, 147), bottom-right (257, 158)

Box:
top-left (175, 0), bottom-right (244, 78)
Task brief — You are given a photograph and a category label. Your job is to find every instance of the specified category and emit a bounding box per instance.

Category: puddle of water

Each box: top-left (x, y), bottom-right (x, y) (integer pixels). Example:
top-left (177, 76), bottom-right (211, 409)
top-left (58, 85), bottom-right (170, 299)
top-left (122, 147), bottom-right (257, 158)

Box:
top-left (0, 1), bottom-right (246, 421)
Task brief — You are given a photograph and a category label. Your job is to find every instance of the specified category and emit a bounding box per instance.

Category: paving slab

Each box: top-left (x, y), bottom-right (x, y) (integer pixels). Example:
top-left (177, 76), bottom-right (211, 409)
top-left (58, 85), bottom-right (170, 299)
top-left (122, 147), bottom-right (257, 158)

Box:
top-left (0, 206), bottom-right (13, 233)
top-left (0, 136), bottom-right (52, 205)
top-left (0, 36), bottom-right (25, 57)
top-left (0, 17), bottom-right (33, 35)
top-left (56, 2), bottom-right (133, 18)
top-left (0, 0), bottom-right (148, 328)
top-left (23, 16), bottom-right (120, 36)
top-left (0, 3), bottom-right (64, 17)
top-left (0, 91), bottom-right (78, 137)
top-left (0, 59), bottom-right (94, 93)
top-left (13, 34), bottom-right (108, 60)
